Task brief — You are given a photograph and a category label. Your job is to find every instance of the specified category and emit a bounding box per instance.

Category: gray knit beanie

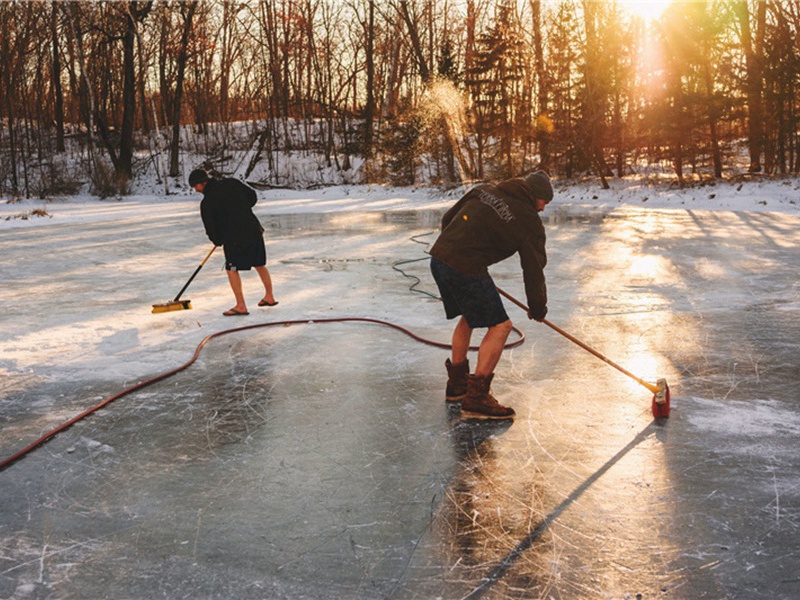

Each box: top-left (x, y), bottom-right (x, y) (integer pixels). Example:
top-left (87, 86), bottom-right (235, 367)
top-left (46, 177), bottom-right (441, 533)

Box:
top-left (524, 170), bottom-right (553, 203)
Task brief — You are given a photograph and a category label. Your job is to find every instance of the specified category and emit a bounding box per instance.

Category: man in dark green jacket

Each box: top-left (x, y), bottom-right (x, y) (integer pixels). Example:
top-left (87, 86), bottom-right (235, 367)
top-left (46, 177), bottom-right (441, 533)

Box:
top-left (429, 171), bottom-right (553, 419)
top-left (190, 168), bottom-right (277, 316)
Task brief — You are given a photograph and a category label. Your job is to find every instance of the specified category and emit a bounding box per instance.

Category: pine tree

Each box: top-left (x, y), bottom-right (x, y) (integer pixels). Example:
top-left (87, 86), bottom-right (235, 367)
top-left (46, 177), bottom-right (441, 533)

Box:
top-left (465, 0), bottom-right (530, 178)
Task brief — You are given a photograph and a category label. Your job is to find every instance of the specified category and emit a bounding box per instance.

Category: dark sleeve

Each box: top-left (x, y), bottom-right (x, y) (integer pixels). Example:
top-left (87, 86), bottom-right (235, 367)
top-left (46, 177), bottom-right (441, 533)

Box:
top-left (519, 217), bottom-right (548, 310)
top-left (200, 199), bottom-right (223, 246)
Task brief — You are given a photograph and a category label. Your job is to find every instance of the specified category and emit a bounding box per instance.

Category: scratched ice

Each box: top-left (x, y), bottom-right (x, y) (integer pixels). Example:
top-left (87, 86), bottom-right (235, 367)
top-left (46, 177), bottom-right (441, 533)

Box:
top-left (1, 207), bottom-right (799, 599)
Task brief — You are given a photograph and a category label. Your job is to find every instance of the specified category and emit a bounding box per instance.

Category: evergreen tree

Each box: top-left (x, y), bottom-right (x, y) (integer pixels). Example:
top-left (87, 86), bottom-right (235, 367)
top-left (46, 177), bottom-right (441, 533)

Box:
top-left (465, 0), bottom-right (530, 178)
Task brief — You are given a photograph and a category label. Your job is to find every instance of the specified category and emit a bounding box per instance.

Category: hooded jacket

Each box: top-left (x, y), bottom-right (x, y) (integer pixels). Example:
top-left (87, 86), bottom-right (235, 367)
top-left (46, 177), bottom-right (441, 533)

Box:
top-left (200, 178), bottom-right (263, 249)
top-left (429, 178), bottom-right (548, 312)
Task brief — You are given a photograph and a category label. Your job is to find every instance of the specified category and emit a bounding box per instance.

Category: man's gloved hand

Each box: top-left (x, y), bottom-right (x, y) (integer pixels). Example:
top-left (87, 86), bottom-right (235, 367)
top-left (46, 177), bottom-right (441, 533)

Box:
top-left (528, 304), bottom-right (547, 322)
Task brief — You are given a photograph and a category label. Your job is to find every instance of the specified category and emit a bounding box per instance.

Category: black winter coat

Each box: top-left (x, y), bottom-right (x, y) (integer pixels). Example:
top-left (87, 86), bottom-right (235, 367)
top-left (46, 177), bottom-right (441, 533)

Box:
top-left (429, 178), bottom-right (548, 313)
top-left (200, 178), bottom-right (263, 250)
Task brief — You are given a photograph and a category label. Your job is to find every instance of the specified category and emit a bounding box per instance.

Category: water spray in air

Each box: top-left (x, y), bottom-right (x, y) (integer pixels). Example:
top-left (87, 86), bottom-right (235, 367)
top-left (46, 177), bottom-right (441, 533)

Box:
top-left (421, 77), bottom-right (475, 182)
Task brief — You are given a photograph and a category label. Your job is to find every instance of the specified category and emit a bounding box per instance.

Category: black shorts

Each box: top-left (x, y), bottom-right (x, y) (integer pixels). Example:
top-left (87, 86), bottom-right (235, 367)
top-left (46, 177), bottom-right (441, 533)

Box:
top-left (224, 237), bottom-right (267, 271)
top-left (430, 257), bottom-right (509, 329)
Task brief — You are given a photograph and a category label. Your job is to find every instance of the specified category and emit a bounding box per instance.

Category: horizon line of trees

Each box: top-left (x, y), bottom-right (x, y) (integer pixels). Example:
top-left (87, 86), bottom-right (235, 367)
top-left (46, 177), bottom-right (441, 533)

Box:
top-left (1, 0), bottom-right (800, 198)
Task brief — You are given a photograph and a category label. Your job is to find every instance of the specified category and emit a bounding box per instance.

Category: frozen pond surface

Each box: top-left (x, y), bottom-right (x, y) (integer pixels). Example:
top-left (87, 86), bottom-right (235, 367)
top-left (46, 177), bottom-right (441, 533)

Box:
top-left (1, 206), bottom-right (799, 599)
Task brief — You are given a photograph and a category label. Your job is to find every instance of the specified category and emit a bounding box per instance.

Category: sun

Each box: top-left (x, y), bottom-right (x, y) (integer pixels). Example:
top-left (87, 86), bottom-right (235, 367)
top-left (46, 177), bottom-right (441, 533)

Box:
top-left (619, 0), bottom-right (672, 24)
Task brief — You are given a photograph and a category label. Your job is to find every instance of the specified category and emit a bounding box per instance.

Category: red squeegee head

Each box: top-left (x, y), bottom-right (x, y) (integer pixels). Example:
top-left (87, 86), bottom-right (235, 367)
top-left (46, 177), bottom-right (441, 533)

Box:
top-left (651, 378), bottom-right (670, 418)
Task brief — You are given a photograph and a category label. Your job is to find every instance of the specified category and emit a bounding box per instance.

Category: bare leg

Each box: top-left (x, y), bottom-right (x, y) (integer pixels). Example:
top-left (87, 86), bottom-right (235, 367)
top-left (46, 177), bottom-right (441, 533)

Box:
top-left (226, 270), bottom-right (248, 312)
top-left (474, 319), bottom-right (513, 376)
top-left (255, 265), bottom-right (276, 304)
top-left (451, 316), bottom-right (472, 365)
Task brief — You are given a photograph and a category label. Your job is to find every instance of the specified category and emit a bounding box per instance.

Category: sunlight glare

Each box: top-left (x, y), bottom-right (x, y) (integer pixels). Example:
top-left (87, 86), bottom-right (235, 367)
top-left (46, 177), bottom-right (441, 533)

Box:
top-left (620, 0), bottom-right (672, 23)
top-left (628, 254), bottom-right (667, 279)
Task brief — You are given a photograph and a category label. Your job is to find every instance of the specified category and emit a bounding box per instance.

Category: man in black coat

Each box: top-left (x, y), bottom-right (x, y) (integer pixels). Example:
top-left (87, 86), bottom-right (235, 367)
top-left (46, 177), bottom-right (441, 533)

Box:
top-left (429, 171), bottom-right (553, 419)
top-left (189, 168), bottom-right (277, 316)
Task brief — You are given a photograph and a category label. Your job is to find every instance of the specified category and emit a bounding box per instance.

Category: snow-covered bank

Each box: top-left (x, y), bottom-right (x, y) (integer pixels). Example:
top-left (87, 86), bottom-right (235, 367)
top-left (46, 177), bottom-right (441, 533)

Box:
top-left (2, 176), bottom-right (799, 232)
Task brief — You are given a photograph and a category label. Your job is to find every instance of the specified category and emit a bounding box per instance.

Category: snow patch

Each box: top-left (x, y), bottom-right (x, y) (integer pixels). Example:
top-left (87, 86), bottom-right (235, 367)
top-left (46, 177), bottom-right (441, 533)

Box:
top-left (684, 396), bottom-right (800, 439)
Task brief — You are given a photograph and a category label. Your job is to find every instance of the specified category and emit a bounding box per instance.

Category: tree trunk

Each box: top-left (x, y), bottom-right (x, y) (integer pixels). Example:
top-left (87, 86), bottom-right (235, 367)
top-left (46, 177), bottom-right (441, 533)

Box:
top-left (735, 0), bottom-right (766, 172)
top-left (465, 1), bottom-right (476, 76)
top-left (119, 13), bottom-right (136, 179)
top-left (614, 89), bottom-right (623, 177)
top-left (3, 88), bottom-right (19, 195)
top-left (66, 4), bottom-right (100, 180)
top-left (581, 1), bottom-right (609, 182)
top-left (219, 2), bottom-right (233, 124)
top-left (381, 24), bottom-right (402, 118)
top-left (169, 1), bottom-right (197, 178)
top-left (1, 24), bottom-right (19, 194)
top-left (704, 63), bottom-right (723, 178)
top-left (51, 4), bottom-right (65, 153)
top-left (398, 0), bottom-right (430, 81)
top-left (531, 0), bottom-right (549, 170)
top-left (362, 0), bottom-right (375, 159)
top-left (673, 143), bottom-right (684, 186)
top-left (136, 17), bottom-right (149, 134)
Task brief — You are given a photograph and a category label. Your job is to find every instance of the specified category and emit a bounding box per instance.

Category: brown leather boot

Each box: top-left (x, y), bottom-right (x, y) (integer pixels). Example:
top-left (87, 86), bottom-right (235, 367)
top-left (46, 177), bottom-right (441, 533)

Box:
top-left (445, 358), bottom-right (469, 402)
top-left (461, 373), bottom-right (515, 419)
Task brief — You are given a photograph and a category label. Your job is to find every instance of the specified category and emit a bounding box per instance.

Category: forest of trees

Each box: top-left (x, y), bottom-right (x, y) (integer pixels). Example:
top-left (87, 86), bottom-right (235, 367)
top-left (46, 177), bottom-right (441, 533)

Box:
top-left (2, 0), bottom-right (800, 198)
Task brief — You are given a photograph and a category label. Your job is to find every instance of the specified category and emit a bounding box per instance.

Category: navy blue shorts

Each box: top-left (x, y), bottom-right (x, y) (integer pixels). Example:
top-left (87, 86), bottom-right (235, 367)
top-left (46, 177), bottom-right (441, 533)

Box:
top-left (430, 257), bottom-right (509, 329)
top-left (224, 237), bottom-right (267, 271)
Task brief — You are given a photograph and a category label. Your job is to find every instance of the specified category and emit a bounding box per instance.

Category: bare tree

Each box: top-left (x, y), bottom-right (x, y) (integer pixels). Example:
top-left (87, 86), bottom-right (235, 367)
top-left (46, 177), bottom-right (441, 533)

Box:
top-left (734, 0), bottom-right (767, 172)
top-left (51, 3), bottom-right (66, 153)
top-left (530, 0), bottom-right (549, 170)
top-left (120, 1), bottom-right (154, 179)
top-left (0, 3), bottom-right (39, 195)
top-left (363, 0), bottom-right (376, 158)
top-left (398, 0), bottom-right (431, 81)
top-left (581, 0), bottom-right (612, 187)
top-left (169, 1), bottom-right (198, 178)
top-left (64, 3), bottom-right (101, 185)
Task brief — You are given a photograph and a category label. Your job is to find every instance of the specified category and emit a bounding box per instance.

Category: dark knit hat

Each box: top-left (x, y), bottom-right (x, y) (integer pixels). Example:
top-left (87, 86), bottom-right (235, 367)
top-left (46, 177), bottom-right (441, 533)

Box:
top-left (524, 170), bottom-right (553, 203)
top-left (188, 168), bottom-right (209, 187)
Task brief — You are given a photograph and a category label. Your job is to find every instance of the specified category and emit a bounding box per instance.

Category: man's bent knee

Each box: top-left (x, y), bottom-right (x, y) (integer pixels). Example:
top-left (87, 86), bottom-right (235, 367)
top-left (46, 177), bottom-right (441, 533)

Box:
top-left (490, 319), bottom-right (513, 336)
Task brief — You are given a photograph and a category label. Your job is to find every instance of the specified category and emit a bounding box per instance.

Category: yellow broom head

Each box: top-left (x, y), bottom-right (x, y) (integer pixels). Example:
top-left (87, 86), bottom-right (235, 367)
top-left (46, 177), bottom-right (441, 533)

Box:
top-left (151, 300), bottom-right (192, 314)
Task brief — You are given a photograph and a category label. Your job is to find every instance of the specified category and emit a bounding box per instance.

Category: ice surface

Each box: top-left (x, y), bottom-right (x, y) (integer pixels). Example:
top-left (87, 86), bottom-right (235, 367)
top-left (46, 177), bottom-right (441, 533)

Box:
top-left (1, 185), bottom-right (799, 598)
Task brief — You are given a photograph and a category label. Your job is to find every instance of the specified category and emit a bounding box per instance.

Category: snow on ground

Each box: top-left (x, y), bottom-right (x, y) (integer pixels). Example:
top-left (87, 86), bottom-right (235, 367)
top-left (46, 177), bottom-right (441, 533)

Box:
top-left (2, 175), bottom-right (799, 231)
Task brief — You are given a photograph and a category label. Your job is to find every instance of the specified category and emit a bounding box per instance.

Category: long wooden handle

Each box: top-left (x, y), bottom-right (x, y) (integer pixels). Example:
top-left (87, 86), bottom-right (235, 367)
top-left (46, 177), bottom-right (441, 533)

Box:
top-left (173, 246), bottom-right (217, 302)
top-left (496, 286), bottom-right (661, 394)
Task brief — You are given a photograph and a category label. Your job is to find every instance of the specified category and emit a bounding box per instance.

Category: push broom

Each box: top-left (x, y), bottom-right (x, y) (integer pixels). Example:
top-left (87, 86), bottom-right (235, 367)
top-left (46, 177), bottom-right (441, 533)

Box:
top-left (152, 245), bottom-right (217, 314)
top-left (496, 287), bottom-right (670, 418)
